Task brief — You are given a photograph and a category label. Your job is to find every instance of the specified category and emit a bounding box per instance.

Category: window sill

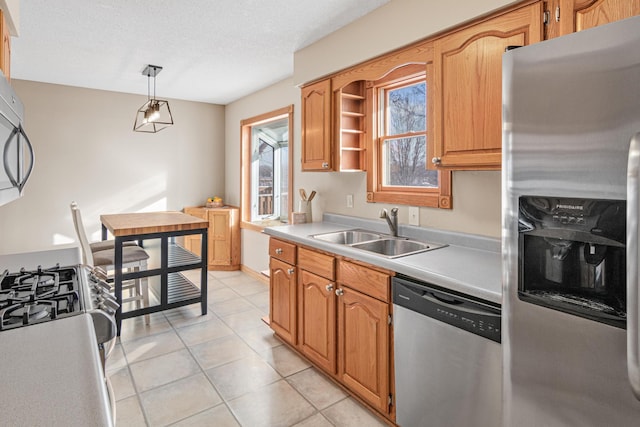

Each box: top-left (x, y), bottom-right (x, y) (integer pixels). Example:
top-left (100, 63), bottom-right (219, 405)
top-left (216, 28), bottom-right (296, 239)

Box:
top-left (241, 219), bottom-right (287, 232)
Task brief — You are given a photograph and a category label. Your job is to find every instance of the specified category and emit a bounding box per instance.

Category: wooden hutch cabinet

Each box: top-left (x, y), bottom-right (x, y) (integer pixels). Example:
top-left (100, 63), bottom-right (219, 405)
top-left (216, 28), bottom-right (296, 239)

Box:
top-left (182, 206), bottom-right (240, 271)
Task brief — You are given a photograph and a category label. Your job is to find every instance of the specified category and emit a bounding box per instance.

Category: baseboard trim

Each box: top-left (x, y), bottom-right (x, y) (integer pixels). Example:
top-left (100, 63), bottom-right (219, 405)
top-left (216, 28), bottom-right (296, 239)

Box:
top-left (240, 265), bottom-right (269, 285)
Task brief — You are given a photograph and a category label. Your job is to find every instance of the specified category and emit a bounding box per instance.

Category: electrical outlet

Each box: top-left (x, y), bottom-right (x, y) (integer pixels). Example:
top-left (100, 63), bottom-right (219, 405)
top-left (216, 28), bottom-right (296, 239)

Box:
top-left (346, 194), bottom-right (354, 208)
top-left (409, 206), bottom-right (420, 226)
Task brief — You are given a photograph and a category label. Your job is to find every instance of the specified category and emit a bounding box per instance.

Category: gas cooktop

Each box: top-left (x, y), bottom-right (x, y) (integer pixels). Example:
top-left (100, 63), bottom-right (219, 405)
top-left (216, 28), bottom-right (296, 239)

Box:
top-left (0, 265), bottom-right (83, 331)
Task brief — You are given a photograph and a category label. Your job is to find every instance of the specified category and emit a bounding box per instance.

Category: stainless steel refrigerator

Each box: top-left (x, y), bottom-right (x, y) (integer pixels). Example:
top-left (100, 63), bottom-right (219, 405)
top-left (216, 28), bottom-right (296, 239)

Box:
top-left (502, 15), bottom-right (640, 426)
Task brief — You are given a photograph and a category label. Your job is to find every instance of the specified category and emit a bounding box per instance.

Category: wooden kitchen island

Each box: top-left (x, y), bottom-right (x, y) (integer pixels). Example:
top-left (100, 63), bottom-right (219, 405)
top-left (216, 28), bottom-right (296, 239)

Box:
top-left (100, 211), bottom-right (208, 335)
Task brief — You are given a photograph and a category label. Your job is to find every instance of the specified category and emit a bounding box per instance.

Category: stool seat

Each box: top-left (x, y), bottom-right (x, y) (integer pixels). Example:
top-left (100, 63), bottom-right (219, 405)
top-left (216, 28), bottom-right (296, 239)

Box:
top-left (92, 245), bottom-right (150, 267)
top-left (89, 240), bottom-right (137, 253)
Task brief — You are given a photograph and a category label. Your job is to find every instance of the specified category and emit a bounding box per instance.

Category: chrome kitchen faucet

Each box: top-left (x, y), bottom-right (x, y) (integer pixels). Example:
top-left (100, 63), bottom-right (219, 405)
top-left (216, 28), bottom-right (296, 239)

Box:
top-left (380, 207), bottom-right (399, 236)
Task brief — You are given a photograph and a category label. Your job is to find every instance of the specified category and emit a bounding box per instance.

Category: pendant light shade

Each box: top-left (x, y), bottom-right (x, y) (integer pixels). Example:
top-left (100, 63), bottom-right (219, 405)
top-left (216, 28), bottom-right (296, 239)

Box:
top-left (133, 65), bottom-right (174, 133)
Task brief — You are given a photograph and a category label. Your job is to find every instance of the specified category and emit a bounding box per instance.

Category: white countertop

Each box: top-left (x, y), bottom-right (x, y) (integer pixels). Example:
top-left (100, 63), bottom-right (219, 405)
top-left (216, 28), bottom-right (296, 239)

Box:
top-left (1, 314), bottom-right (113, 426)
top-left (264, 214), bottom-right (502, 304)
top-left (0, 246), bottom-right (81, 270)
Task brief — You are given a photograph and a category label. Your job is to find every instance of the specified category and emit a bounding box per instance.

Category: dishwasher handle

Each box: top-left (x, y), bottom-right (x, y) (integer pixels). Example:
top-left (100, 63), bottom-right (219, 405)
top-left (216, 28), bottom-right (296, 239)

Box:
top-left (422, 291), bottom-right (501, 318)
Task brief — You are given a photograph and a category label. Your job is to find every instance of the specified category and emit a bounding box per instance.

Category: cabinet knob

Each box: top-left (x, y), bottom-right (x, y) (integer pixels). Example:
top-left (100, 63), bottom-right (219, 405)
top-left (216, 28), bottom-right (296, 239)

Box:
top-left (287, 268), bottom-right (295, 275)
top-left (335, 288), bottom-right (344, 296)
top-left (275, 248), bottom-right (283, 254)
top-left (432, 157), bottom-right (441, 165)
top-left (322, 162), bottom-right (329, 169)
top-left (326, 284), bottom-right (334, 292)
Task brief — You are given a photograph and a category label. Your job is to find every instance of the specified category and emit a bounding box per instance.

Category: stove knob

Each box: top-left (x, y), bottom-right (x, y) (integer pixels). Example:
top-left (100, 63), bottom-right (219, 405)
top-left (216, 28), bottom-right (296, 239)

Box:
top-left (90, 267), bottom-right (108, 282)
top-left (95, 294), bottom-right (119, 312)
top-left (98, 304), bottom-right (116, 316)
top-left (93, 280), bottom-right (111, 294)
top-left (101, 297), bottom-right (120, 312)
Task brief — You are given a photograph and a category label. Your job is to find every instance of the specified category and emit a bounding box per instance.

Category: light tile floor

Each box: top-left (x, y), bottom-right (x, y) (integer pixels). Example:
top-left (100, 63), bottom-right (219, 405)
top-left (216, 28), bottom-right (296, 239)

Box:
top-left (107, 270), bottom-right (388, 427)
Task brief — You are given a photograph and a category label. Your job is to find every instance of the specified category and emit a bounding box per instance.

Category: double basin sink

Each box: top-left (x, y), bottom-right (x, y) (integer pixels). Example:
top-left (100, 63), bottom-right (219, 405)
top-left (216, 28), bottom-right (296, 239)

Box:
top-left (310, 229), bottom-right (446, 258)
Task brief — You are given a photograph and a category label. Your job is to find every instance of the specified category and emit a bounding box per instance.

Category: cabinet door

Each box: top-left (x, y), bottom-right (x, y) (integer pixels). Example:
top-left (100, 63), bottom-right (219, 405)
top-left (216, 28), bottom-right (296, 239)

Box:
top-left (298, 269), bottom-right (336, 373)
top-left (547, 0), bottom-right (640, 38)
top-left (301, 79), bottom-right (333, 171)
top-left (208, 209), bottom-right (231, 267)
top-left (269, 258), bottom-right (297, 345)
top-left (337, 286), bottom-right (390, 414)
top-left (430, 3), bottom-right (542, 170)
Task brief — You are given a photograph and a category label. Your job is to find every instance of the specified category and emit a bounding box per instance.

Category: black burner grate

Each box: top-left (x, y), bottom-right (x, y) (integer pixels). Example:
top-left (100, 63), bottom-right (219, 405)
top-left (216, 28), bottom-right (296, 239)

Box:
top-left (0, 265), bottom-right (81, 330)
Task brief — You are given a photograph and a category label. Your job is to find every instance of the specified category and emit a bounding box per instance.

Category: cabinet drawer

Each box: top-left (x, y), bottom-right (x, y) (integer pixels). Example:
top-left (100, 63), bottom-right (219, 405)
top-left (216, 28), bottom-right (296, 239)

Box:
top-left (337, 260), bottom-right (389, 302)
top-left (298, 247), bottom-right (335, 280)
top-left (269, 238), bottom-right (297, 264)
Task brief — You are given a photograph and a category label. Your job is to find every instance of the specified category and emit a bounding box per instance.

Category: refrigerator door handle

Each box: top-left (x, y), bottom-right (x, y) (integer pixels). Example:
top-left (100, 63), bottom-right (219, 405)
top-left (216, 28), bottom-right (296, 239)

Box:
top-left (627, 132), bottom-right (640, 400)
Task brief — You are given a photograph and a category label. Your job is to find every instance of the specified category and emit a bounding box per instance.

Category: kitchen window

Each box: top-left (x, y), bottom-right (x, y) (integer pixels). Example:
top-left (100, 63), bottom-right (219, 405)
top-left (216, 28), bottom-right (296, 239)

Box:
top-left (241, 105), bottom-right (293, 230)
top-left (366, 64), bottom-right (451, 208)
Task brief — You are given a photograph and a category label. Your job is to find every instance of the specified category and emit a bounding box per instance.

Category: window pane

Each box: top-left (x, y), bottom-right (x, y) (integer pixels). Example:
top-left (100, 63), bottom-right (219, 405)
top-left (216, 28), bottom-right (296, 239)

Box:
top-left (388, 82), bottom-right (426, 136)
top-left (279, 145), bottom-right (289, 220)
top-left (258, 139), bottom-right (274, 216)
top-left (382, 135), bottom-right (438, 187)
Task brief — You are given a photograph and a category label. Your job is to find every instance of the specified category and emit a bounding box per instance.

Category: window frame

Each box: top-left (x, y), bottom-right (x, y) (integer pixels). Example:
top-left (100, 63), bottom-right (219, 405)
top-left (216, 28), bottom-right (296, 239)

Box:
top-left (240, 105), bottom-right (294, 231)
top-left (366, 63), bottom-right (451, 208)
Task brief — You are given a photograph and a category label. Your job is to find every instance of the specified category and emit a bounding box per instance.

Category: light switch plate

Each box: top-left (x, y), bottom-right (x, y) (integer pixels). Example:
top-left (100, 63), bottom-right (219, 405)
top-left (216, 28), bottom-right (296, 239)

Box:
top-left (409, 206), bottom-right (419, 225)
top-left (346, 194), bottom-right (354, 208)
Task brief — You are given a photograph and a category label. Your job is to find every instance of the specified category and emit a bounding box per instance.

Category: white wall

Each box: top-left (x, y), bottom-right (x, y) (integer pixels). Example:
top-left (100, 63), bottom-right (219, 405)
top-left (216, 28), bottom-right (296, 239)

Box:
top-left (0, 80), bottom-right (225, 254)
top-left (226, 0), bottom-right (509, 274)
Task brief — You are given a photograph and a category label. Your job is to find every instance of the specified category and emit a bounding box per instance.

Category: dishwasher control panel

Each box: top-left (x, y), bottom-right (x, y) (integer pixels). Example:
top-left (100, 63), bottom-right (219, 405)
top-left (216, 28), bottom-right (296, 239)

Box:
top-left (392, 275), bottom-right (501, 343)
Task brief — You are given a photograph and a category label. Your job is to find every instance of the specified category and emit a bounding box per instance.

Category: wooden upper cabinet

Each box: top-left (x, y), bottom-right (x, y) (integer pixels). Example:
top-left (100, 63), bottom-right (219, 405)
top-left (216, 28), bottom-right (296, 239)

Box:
top-left (301, 79), bottom-right (333, 171)
top-left (545, 0), bottom-right (640, 38)
top-left (429, 2), bottom-right (543, 170)
top-left (0, 11), bottom-right (10, 80)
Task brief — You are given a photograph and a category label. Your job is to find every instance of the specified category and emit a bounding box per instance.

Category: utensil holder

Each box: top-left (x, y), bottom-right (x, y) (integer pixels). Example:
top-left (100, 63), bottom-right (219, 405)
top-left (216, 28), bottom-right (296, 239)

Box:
top-left (298, 200), bottom-right (312, 222)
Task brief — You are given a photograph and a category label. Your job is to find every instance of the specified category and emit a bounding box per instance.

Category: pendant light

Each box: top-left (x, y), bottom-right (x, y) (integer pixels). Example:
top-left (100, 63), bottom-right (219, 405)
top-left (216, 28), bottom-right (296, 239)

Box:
top-left (133, 65), bottom-right (174, 133)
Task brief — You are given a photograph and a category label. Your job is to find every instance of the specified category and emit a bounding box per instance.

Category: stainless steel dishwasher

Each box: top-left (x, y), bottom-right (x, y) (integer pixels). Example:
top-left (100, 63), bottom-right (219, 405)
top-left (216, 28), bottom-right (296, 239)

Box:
top-left (392, 275), bottom-right (501, 427)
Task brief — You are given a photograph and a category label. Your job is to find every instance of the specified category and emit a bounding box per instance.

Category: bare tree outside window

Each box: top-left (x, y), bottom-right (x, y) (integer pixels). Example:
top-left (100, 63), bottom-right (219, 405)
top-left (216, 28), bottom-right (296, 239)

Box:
top-left (383, 82), bottom-right (438, 188)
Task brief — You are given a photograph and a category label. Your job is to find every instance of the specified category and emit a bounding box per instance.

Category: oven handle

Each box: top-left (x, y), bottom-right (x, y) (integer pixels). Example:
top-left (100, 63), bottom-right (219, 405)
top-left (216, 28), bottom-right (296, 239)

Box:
top-left (626, 131), bottom-right (640, 400)
top-left (3, 124), bottom-right (34, 193)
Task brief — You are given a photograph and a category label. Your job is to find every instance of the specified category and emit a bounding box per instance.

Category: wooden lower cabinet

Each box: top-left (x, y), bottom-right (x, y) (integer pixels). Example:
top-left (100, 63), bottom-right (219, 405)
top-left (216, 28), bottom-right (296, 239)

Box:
top-left (269, 239), bottom-right (394, 422)
top-left (298, 269), bottom-right (336, 373)
top-left (269, 257), bottom-right (297, 345)
top-left (337, 284), bottom-right (390, 415)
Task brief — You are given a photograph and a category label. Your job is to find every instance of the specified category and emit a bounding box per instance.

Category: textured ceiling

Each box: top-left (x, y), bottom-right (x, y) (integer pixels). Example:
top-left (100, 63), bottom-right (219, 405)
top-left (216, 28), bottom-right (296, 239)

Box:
top-left (10, 0), bottom-right (389, 105)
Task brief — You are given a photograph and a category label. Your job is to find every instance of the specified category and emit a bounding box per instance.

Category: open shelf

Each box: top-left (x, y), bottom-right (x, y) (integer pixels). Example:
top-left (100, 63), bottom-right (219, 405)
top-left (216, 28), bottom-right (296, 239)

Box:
top-left (150, 272), bottom-right (201, 304)
top-left (337, 81), bottom-right (366, 171)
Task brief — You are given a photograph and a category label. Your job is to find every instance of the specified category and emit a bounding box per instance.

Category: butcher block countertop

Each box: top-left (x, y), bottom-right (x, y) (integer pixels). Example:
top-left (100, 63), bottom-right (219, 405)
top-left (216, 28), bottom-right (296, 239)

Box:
top-left (100, 211), bottom-right (208, 237)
